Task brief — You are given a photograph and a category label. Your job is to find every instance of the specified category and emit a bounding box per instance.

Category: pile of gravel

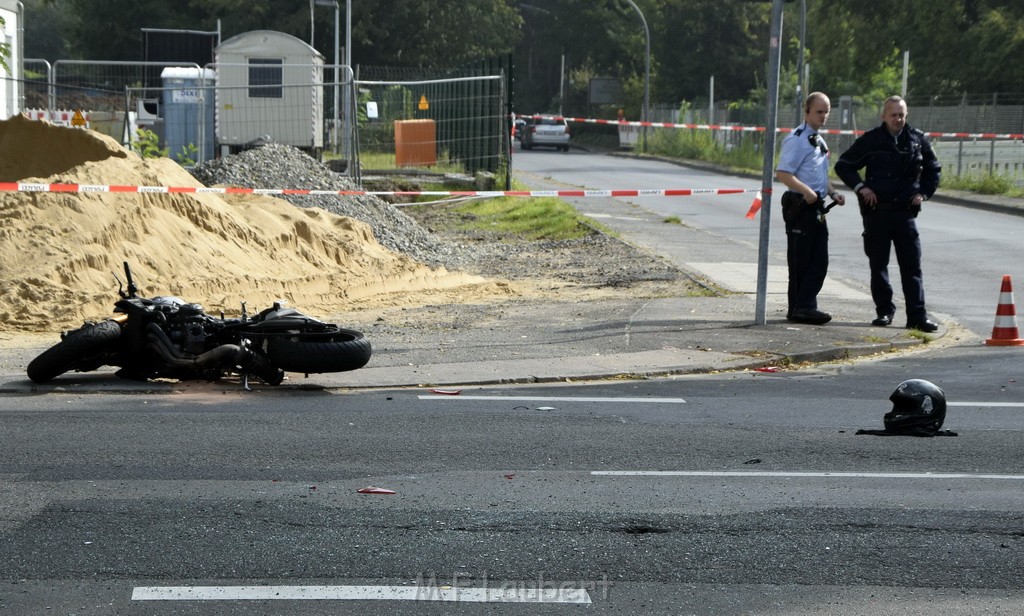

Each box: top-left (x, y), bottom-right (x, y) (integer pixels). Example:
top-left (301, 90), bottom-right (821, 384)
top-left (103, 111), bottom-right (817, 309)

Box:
top-left (189, 144), bottom-right (480, 270)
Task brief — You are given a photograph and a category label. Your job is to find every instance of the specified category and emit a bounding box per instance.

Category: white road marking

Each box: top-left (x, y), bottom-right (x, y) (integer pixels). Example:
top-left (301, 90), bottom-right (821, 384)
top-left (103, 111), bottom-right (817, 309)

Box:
top-left (949, 401), bottom-right (1024, 408)
top-left (132, 585), bottom-right (591, 604)
top-left (418, 395), bottom-right (686, 404)
top-left (580, 212), bottom-right (647, 221)
top-left (418, 397), bottom-right (1020, 407)
top-left (592, 470), bottom-right (1024, 480)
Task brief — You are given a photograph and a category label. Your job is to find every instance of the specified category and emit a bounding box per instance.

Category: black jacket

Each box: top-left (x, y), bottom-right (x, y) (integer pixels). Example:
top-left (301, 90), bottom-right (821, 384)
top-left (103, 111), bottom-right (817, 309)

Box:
top-left (834, 123), bottom-right (941, 204)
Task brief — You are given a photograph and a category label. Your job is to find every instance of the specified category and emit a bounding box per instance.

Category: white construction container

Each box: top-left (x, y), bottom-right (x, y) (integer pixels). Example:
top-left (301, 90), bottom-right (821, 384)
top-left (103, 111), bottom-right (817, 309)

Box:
top-left (213, 30), bottom-right (324, 155)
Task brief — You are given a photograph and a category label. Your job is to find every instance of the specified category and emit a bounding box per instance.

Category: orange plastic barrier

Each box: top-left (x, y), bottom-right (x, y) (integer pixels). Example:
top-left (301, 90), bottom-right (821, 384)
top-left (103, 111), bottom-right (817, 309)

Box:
top-left (394, 119), bottom-right (437, 168)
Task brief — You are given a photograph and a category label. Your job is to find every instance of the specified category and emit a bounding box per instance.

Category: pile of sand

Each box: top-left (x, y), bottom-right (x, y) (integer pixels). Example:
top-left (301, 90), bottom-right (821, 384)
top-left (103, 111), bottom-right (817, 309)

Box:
top-left (0, 115), bottom-right (501, 332)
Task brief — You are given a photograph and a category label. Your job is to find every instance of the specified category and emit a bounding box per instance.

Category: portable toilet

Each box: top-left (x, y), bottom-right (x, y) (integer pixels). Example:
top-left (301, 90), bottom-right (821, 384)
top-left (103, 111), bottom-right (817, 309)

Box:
top-left (160, 66), bottom-right (216, 164)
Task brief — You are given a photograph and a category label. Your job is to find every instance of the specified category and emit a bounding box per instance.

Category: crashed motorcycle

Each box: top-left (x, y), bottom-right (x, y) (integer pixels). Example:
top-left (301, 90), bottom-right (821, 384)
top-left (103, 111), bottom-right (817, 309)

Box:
top-left (27, 262), bottom-right (371, 386)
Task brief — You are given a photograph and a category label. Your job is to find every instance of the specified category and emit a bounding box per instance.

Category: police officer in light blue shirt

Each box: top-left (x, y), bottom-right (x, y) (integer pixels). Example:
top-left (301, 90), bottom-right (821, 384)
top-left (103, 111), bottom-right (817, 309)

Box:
top-left (776, 92), bottom-right (846, 325)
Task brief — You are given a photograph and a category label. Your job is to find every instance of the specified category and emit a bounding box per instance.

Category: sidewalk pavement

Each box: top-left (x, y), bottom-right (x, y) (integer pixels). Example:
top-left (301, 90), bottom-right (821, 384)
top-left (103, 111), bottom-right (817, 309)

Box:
top-left (0, 293), bottom-right (963, 395)
top-left (0, 165), bottom-right (1012, 394)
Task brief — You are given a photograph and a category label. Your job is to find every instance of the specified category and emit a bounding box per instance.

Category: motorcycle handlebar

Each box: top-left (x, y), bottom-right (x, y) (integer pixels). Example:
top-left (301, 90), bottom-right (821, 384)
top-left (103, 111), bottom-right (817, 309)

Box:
top-left (123, 261), bottom-right (139, 299)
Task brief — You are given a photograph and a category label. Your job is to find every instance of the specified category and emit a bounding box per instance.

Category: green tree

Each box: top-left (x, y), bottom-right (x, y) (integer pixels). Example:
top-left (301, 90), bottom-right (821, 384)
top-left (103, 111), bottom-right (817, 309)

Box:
top-left (359, 0), bottom-right (520, 67)
top-left (0, 16), bottom-right (8, 73)
top-left (653, 0), bottom-right (769, 102)
top-left (32, 0), bottom-right (522, 68)
top-left (23, 0), bottom-right (1024, 113)
top-left (38, 0), bottom-right (192, 60)
top-left (960, 7), bottom-right (1024, 92)
top-left (804, 0), bottom-right (1024, 97)
top-left (22, 0), bottom-right (77, 62)
top-left (514, 1), bottom-right (621, 113)
top-left (514, 0), bottom-right (775, 118)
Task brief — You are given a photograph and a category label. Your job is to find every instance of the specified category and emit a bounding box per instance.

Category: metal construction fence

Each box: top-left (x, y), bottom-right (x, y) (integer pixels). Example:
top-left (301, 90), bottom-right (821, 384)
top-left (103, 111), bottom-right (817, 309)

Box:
top-left (12, 56), bottom-right (1023, 184)
top-left (355, 73), bottom-right (506, 178)
top-left (17, 58), bottom-right (509, 184)
top-left (680, 93), bottom-right (1024, 135)
top-left (649, 93), bottom-right (1024, 184)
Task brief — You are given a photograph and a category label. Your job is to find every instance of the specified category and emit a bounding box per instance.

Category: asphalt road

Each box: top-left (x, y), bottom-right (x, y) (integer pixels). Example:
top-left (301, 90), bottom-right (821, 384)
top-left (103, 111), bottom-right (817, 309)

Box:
top-left (2, 342), bottom-right (1023, 614)
top-left (513, 147), bottom-right (1024, 336)
top-left (2, 152), bottom-right (1023, 614)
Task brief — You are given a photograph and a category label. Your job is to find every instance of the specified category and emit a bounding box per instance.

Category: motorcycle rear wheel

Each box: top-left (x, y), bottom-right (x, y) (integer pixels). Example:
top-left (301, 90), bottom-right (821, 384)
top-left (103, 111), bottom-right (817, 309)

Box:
top-left (27, 320), bottom-right (122, 383)
top-left (264, 328), bottom-right (372, 374)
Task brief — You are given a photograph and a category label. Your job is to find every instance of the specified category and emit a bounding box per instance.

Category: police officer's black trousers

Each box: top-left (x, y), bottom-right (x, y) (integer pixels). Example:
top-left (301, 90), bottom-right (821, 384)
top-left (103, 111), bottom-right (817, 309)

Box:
top-left (784, 202), bottom-right (828, 314)
top-left (861, 207), bottom-right (926, 321)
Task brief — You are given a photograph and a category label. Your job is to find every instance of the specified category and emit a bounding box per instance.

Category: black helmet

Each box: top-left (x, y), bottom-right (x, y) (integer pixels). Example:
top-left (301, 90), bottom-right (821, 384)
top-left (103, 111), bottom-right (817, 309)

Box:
top-left (884, 379), bottom-right (947, 435)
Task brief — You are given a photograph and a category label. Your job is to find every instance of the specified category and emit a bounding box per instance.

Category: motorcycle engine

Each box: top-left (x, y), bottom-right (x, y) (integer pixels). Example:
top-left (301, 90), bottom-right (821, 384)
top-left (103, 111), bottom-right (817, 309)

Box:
top-left (182, 319), bottom-right (210, 355)
top-left (152, 297), bottom-right (213, 355)
top-left (158, 315), bottom-right (215, 356)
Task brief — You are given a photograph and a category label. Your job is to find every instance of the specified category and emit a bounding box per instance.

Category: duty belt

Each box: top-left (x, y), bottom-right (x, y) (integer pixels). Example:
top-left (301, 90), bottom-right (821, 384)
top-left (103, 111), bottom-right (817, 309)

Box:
top-left (783, 191), bottom-right (838, 223)
top-left (870, 201), bottom-right (912, 210)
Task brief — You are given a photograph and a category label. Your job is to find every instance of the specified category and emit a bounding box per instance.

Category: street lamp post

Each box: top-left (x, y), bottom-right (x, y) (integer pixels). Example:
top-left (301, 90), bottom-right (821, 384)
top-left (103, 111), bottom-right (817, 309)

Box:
top-left (794, 0), bottom-right (806, 125)
top-left (754, 0), bottom-right (786, 325)
top-left (622, 0), bottom-right (650, 152)
top-left (344, 0), bottom-right (352, 163)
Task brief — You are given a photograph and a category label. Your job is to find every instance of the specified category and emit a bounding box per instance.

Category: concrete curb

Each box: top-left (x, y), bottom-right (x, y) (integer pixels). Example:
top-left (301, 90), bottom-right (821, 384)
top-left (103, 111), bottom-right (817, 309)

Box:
top-left (0, 334), bottom-right (929, 395)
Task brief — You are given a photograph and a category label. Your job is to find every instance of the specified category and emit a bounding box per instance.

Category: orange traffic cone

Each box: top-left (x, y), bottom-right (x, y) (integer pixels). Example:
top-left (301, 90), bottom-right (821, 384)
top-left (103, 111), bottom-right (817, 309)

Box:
top-left (985, 275), bottom-right (1024, 346)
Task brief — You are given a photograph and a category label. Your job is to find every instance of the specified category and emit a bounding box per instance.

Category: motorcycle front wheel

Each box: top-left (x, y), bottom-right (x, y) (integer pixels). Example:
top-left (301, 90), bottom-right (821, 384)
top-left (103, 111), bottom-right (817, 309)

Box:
top-left (264, 328), bottom-right (372, 374)
top-left (27, 320), bottom-right (123, 383)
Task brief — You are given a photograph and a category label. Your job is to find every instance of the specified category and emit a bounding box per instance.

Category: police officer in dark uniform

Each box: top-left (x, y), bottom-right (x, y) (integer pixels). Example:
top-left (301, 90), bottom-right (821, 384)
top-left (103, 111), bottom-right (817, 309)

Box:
top-left (835, 95), bottom-right (941, 332)
top-left (776, 92), bottom-right (845, 325)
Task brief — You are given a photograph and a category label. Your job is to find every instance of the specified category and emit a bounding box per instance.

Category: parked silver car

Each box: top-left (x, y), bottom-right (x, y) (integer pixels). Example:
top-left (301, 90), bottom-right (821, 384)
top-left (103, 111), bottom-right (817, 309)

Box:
top-left (521, 115), bottom-right (571, 151)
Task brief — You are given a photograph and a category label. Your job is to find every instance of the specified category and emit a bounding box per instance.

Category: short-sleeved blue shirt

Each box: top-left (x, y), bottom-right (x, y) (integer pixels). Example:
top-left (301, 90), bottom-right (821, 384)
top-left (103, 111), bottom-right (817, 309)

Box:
top-left (776, 123), bottom-right (830, 197)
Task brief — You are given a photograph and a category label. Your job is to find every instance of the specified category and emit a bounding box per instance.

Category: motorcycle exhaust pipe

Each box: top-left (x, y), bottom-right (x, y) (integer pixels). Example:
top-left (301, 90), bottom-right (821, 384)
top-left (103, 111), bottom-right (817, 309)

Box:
top-left (146, 324), bottom-right (284, 385)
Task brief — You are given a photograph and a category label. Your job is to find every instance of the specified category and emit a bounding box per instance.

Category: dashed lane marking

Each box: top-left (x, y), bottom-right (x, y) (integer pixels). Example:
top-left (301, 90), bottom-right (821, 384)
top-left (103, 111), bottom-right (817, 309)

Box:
top-left (418, 395), bottom-right (686, 403)
top-left (949, 401), bottom-right (1024, 408)
top-left (592, 470), bottom-right (1024, 480)
top-left (132, 585), bottom-right (592, 604)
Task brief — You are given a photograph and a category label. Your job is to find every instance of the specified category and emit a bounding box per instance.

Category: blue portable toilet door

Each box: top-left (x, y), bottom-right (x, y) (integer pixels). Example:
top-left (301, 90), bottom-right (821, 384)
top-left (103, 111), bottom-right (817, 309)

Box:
top-left (160, 67), bottom-right (216, 164)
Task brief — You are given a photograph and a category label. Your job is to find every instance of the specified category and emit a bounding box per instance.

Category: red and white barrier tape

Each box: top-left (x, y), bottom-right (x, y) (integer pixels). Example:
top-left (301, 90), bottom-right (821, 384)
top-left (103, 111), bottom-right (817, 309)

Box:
top-left (0, 182), bottom-right (761, 199)
top-left (522, 114), bottom-right (1024, 140)
top-left (23, 109), bottom-right (92, 126)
